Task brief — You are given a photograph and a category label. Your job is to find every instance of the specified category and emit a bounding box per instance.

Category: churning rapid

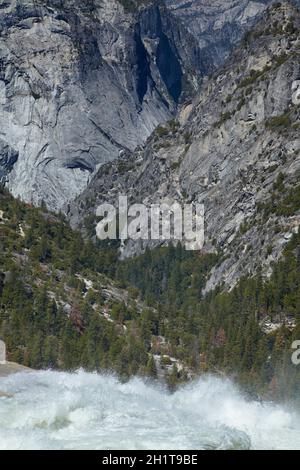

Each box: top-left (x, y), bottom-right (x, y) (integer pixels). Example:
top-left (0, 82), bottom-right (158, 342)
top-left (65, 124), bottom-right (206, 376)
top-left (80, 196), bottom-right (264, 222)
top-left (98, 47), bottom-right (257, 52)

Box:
top-left (0, 370), bottom-right (300, 450)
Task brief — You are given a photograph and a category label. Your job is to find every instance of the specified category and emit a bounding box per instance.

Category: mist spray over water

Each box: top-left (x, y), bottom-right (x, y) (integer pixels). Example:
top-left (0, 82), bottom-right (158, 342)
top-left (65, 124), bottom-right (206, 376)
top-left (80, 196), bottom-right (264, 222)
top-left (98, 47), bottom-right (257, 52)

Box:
top-left (0, 370), bottom-right (300, 450)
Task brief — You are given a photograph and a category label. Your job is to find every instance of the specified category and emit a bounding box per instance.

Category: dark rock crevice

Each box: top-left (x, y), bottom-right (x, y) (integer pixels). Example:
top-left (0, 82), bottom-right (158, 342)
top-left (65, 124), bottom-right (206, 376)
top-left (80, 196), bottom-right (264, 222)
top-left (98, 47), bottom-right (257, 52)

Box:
top-left (156, 32), bottom-right (182, 102)
top-left (134, 28), bottom-right (152, 104)
top-left (0, 140), bottom-right (19, 184)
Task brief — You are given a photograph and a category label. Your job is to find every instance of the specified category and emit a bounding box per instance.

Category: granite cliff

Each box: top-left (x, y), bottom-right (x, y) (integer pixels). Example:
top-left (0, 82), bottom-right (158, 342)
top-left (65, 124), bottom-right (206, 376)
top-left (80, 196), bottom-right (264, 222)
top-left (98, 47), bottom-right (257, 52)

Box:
top-left (0, 0), bottom-right (283, 211)
top-left (1, 0), bottom-right (300, 291)
top-left (69, 1), bottom-right (300, 291)
top-left (0, 0), bottom-right (202, 210)
top-left (166, 0), bottom-right (274, 68)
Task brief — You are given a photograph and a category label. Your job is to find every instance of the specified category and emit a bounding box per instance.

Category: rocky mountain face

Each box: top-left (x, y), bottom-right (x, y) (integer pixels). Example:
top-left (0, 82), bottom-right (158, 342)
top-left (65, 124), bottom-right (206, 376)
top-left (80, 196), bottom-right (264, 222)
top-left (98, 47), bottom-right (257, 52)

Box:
top-left (69, 1), bottom-right (300, 291)
top-left (0, 0), bottom-right (203, 211)
top-left (165, 0), bottom-right (275, 68)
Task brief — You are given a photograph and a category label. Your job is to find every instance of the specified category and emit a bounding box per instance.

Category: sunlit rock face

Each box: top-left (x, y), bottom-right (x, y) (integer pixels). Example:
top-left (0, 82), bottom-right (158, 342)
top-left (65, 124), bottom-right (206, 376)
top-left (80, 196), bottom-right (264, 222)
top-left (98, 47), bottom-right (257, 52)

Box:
top-left (1, 0), bottom-right (290, 211)
top-left (165, 0), bottom-right (275, 68)
top-left (70, 2), bottom-right (300, 291)
top-left (0, 0), bottom-right (202, 211)
top-left (0, 340), bottom-right (6, 365)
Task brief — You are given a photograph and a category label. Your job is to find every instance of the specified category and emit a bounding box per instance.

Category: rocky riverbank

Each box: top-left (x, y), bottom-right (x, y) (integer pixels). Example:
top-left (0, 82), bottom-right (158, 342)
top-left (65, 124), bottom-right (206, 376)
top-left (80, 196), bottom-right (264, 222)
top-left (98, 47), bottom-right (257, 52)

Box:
top-left (0, 362), bottom-right (32, 378)
top-left (0, 362), bottom-right (33, 397)
top-left (0, 362), bottom-right (32, 398)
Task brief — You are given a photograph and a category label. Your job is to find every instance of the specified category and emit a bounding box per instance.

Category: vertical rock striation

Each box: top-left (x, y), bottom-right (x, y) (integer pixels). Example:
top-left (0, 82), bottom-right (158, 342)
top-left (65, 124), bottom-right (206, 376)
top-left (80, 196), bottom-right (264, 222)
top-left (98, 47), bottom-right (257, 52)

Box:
top-left (69, 2), bottom-right (300, 291)
top-left (0, 0), bottom-right (202, 210)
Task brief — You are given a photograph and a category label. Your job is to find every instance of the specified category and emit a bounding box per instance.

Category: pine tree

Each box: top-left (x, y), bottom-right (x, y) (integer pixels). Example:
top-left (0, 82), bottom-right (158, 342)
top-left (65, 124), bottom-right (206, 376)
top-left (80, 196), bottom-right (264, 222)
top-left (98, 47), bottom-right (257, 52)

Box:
top-left (146, 355), bottom-right (157, 379)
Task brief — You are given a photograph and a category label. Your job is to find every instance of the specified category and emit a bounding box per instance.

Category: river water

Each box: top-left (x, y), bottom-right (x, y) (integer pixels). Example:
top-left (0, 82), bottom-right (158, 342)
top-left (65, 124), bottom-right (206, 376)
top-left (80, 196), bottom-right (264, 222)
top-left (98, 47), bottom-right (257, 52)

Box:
top-left (0, 370), bottom-right (299, 450)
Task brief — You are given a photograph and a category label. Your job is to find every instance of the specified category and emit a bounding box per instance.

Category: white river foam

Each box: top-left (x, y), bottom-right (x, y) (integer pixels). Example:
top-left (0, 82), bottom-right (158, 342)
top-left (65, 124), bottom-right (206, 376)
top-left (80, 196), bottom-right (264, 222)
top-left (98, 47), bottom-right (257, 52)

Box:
top-left (0, 370), bottom-right (300, 450)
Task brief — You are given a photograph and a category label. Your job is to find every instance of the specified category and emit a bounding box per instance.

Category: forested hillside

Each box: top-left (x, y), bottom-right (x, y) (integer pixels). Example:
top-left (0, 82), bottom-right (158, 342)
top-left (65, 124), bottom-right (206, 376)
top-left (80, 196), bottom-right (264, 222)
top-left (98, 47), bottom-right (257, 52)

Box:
top-left (0, 188), bottom-right (163, 380)
top-left (117, 236), bottom-right (300, 400)
top-left (1, 186), bottom-right (300, 399)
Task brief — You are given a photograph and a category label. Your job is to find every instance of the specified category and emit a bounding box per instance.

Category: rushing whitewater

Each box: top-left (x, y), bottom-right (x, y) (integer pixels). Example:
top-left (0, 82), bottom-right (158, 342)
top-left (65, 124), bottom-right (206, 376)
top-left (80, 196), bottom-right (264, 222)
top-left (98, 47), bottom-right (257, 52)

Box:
top-left (0, 370), bottom-right (300, 450)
